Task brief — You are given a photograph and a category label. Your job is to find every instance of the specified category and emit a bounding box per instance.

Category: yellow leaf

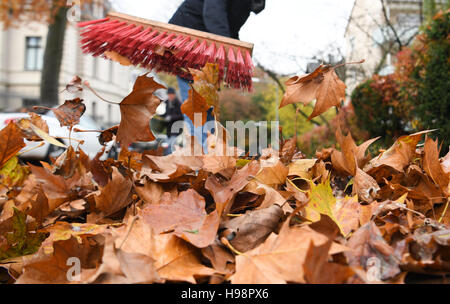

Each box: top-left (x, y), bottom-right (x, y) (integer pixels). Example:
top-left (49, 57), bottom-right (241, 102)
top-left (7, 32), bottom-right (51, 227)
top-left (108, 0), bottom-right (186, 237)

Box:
top-left (288, 159), bottom-right (316, 179)
top-left (29, 123), bottom-right (67, 148)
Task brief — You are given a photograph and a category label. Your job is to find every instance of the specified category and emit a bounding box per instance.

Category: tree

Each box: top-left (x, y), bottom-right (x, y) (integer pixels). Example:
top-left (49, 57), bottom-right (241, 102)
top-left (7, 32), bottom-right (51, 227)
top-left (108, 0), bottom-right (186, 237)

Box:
top-left (1, 0), bottom-right (95, 107)
top-left (40, 2), bottom-right (69, 107)
top-left (408, 9), bottom-right (450, 153)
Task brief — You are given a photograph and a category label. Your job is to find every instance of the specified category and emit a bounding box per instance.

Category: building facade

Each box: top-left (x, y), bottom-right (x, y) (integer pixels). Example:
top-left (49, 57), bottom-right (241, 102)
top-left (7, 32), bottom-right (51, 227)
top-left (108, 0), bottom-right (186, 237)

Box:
top-left (0, 2), bottom-right (148, 128)
top-left (344, 0), bottom-right (424, 93)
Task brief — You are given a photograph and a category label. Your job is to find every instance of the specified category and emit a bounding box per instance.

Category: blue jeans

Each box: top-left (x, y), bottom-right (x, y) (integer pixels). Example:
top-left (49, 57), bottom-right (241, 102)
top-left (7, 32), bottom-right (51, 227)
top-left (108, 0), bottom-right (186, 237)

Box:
top-left (177, 76), bottom-right (191, 103)
top-left (177, 76), bottom-right (215, 152)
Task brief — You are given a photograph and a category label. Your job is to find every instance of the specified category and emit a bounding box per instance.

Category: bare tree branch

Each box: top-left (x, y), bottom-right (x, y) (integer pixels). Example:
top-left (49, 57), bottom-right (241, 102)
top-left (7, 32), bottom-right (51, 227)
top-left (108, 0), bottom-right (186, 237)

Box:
top-left (380, 0), bottom-right (404, 47)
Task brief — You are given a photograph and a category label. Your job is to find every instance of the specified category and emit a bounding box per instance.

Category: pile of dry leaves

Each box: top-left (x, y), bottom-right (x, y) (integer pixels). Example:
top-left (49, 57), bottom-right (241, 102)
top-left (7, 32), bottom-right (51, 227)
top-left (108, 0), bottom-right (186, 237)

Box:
top-left (0, 63), bottom-right (449, 284)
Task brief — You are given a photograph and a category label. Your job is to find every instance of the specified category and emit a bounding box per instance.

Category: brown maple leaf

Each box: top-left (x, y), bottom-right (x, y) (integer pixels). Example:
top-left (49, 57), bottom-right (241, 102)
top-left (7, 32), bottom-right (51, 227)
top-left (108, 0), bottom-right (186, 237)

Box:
top-left (279, 64), bottom-right (346, 120)
top-left (303, 239), bottom-right (354, 284)
top-left (141, 189), bottom-right (219, 248)
top-left (220, 204), bottom-right (284, 252)
top-left (331, 125), bottom-right (379, 176)
top-left (423, 137), bottom-right (449, 194)
top-left (92, 167), bottom-right (133, 219)
top-left (180, 88), bottom-right (210, 127)
top-left (15, 236), bottom-right (102, 284)
top-left (29, 164), bottom-right (80, 211)
top-left (364, 130), bottom-right (431, 173)
top-left (230, 225), bottom-right (347, 284)
top-left (52, 98), bottom-right (86, 128)
top-left (116, 74), bottom-right (166, 147)
top-left (0, 122), bottom-right (25, 167)
top-left (112, 216), bottom-right (215, 283)
top-left (205, 161), bottom-right (261, 217)
top-left (345, 222), bottom-right (402, 282)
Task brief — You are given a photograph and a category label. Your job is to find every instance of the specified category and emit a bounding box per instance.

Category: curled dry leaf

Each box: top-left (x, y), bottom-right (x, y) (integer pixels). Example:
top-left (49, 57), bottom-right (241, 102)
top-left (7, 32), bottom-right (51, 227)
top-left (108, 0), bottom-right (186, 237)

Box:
top-left (353, 168), bottom-right (380, 203)
top-left (141, 153), bottom-right (203, 182)
top-left (279, 64), bottom-right (346, 120)
top-left (423, 137), bottom-right (449, 194)
top-left (116, 74), bottom-right (166, 147)
top-left (201, 242), bottom-right (235, 273)
top-left (331, 125), bottom-right (379, 176)
top-left (288, 159), bottom-right (317, 179)
top-left (221, 204), bottom-right (284, 252)
top-left (16, 113), bottom-right (49, 142)
top-left (98, 125), bottom-right (118, 146)
top-left (364, 130), bottom-right (431, 173)
top-left (52, 98), bottom-right (86, 128)
top-left (255, 159), bottom-right (289, 187)
top-left (29, 164), bottom-right (80, 211)
top-left (345, 222), bottom-right (402, 282)
top-left (64, 75), bottom-right (83, 93)
top-left (205, 161), bottom-right (261, 217)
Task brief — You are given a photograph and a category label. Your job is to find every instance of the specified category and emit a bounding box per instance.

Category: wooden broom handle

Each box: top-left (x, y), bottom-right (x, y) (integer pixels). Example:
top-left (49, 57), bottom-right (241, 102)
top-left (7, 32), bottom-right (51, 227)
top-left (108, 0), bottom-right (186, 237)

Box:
top-left (107, 11), bottom-right (254, 55)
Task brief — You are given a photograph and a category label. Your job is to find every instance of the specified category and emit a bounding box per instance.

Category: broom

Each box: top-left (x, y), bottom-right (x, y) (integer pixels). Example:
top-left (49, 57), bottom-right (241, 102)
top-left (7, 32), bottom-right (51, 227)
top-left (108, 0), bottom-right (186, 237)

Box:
top-left (78, 12), bottom-right (255, 90)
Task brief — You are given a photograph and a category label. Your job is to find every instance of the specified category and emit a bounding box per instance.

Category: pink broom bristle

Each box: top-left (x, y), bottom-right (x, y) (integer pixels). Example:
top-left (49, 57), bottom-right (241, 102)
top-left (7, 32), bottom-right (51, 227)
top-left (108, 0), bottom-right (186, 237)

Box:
top-left (215, 45), bottom-right (226, 81)
top-left (200, 42), bottom-right (216, 66)
top-left (103, 24), bottom-right (136, 47)
top-left (236, 48), bottom-right (245, 74)
top-left (121, 28), bottom-right (154, 59)
top-left (159, 33), bottom-right (177, 48)
top-left (113, 26), bottom-right (144, 55)
top-left (226, 47), bottom-right (239, 88)
top-left (113, 24), bottom-right (141, 44)
top-left (172, 35), bottom-right (191, 51)
top-left (176, 38), bottom-right (198, 67)
top-left (139, 31), bottom-right (166, 51)
top-left (165, 34), bottom-right (184, 49)
top-left (244, 50), bottom-right (254, 73)
top-left (189, 40), bottom-right (208, 68)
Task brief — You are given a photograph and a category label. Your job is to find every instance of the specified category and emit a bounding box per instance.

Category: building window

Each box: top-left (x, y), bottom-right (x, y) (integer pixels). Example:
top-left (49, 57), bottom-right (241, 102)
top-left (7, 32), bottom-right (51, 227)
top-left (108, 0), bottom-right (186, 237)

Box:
top-left (25, 37), bottom-right (43, 71)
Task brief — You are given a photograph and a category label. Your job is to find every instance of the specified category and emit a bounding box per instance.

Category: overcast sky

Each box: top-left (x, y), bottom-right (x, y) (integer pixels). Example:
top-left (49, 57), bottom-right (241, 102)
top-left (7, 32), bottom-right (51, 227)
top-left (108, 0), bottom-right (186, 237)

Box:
top-left (111, 0), bottom-right (355, 75)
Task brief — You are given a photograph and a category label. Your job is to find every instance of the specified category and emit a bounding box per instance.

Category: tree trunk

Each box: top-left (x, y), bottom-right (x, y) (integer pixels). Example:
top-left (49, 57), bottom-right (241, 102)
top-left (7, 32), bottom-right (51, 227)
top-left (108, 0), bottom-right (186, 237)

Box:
top-left (40, 4), bottom-right (68, 107)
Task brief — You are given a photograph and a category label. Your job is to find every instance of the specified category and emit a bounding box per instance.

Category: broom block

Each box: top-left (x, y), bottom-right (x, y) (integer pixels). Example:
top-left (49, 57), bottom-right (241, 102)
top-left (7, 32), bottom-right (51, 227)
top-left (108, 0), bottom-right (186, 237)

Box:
top-left (106, 12), bottom-right (254, 56)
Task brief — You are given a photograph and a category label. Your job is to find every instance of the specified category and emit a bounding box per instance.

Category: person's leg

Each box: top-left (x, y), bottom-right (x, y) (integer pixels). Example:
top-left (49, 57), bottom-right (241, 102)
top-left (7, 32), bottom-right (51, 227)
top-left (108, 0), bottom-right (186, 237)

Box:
top-left (177, 76), bottom-right (191, 102)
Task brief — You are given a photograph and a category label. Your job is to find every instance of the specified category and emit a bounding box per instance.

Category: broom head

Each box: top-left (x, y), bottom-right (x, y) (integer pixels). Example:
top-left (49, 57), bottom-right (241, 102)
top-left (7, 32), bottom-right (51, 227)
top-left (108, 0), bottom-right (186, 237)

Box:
top-left (78, 12), bottom-right (255, 90)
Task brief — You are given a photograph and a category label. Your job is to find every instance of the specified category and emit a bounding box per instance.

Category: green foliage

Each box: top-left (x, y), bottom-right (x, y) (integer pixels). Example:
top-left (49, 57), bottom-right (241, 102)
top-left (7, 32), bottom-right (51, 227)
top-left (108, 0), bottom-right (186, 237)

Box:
top-left (351, 10), bottom-right (449, 153)
top-left (0, 208), bottom-right (47, 261)
top-left (409, 10), bottom-right (450, 152)
top-left (351, 75), bottom-right (412, 147)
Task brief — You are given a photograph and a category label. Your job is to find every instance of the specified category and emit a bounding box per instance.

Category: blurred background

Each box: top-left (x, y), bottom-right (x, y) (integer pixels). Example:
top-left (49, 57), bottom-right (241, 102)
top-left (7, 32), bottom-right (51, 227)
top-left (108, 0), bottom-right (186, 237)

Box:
top-left (0, 0), bottom-right (448, 157)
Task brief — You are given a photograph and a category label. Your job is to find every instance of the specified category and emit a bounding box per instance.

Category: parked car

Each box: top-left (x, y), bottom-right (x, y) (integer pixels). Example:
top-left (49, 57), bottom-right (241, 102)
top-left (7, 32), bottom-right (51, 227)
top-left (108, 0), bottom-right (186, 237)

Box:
top-left (0, 111), bottom-right (114, 160)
